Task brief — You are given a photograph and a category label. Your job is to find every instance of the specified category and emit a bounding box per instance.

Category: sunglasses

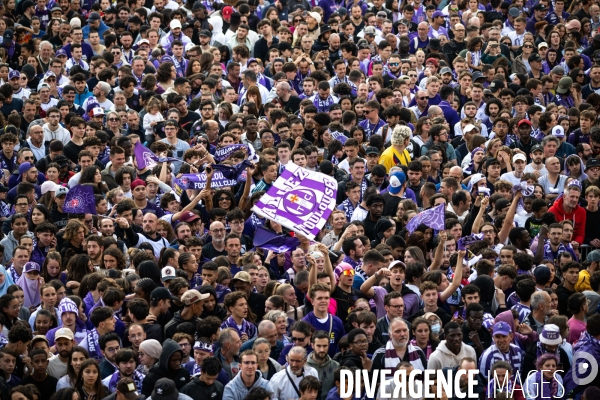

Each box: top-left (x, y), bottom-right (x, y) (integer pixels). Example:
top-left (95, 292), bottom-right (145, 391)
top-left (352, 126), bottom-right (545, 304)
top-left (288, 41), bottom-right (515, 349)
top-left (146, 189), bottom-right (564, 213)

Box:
top-left (341, 269), bottom-right (355, 277)
top-left (108, 118), bottom-right (120, 122)
top-left (418, 96), bottom-right (428, 100)
top-left (389, 62), bottom-right (399, 67)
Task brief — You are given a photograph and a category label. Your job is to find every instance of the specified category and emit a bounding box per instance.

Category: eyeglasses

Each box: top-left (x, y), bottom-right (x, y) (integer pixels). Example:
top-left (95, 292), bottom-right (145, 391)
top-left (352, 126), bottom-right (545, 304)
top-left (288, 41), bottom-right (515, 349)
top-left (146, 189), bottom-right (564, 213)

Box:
top-left (388, 304), bottom-right (405, 309)
top-left (291, 336), bottom-right (306, 342)
top-left (408, 74), bottom-right (417, 77)
top-left (353, 340), bottom-right (368, 345)
top-left (287, 358), bottom-right (305, 364)
top-left (211, 229), bottom-right (226, 233)
top-left (468, 317), bottom-right (483, 323)
top-left (179, 343), bottom-right (191, 348)
top-left (16, 203), bottom-right (28, 207)
top-left (418, 96), bottom-right (428, 100)
top-left (578, 73), bottom-right (585, 77)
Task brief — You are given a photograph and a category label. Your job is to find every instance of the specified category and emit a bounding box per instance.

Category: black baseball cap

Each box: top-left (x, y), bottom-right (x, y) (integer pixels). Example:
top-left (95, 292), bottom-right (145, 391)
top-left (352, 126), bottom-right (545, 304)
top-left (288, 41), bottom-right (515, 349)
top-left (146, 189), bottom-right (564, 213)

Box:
top-left (586, 158), bottom-right (600, 171)
top-left (150, 287), bottom-right (178, 302)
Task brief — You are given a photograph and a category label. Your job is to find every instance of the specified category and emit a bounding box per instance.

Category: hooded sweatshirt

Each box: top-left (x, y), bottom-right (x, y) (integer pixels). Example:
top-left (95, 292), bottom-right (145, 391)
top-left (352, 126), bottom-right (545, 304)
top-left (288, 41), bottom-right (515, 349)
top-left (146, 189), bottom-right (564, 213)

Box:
top-left (222, 371), bottom-right (274, 400)
top-left (549, 196), bottom-right (586, 243)
top-left (141, 339), bottom-right (191, 396)
top-left (427, 340), bottom-right (477, 371)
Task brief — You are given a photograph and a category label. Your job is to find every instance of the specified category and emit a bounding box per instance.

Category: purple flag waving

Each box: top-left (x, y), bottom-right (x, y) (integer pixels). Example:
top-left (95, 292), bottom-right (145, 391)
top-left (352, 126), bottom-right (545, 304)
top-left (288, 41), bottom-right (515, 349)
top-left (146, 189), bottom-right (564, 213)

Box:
top-left (252, 163), bottom-right (337, 240)
top-left (457, 233), bottom-right (484, 251)
top-left (134, 142), bottom-right (179, 169)
top-left (214, 144), bottom-right (248, 162)
top-left (405, 203), bottom-right (446, 234)
top-left (63, 185), bottom-right (96, 214)
top-left (211, 161), bottom-right (252, 180)
top-left (253, 226), bottom-right (301, 252)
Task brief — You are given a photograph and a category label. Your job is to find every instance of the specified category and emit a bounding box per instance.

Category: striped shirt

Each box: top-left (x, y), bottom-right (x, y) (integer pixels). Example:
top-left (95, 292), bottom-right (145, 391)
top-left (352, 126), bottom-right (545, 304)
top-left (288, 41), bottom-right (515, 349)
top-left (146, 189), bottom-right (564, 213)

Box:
top-left (479, 343), bottom-right (524, 378)
top-left (511, 303), bottom-right (531, 323)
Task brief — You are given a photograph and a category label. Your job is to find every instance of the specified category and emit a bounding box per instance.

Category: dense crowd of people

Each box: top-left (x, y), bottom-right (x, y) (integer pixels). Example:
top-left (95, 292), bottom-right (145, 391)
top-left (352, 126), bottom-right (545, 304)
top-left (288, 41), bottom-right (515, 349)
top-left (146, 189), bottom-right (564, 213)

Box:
top-left (0, 0), bottom-right (598, 399)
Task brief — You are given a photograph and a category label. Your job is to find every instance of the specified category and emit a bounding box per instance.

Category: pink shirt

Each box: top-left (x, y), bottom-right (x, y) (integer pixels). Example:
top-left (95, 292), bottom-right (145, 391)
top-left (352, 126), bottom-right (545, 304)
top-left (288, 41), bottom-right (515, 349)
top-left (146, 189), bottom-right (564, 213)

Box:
top-left (568, 317), bottom-right (587, 344)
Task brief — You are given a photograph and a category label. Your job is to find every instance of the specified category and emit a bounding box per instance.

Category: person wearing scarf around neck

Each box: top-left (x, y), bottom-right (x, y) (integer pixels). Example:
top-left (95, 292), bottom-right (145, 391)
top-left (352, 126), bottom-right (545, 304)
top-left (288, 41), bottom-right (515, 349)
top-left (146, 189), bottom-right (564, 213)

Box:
top-left (524, 353), bottom-right (564, 400)
top-left (220, 291), bottom-right (258, 342)
top-left (160, 20), bottom-right (192, 55)
top-left (16, 261), bottom-right (43, 309)
top-left (102, 348), bottom-right (146, 392)
top-left (311, 81), bottom-right (339, 113)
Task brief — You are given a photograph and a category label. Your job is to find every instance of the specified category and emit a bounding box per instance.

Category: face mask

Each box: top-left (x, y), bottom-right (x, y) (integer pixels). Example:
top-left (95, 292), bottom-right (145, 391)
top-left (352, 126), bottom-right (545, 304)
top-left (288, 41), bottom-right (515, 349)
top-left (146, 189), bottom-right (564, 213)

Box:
top-left (431, 323), bottom-right (441, 335)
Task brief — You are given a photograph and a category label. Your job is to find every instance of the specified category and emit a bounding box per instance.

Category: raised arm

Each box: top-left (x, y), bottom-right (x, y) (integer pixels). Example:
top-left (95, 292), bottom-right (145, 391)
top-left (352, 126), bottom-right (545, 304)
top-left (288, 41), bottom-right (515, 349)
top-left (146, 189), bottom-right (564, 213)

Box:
top-left (361, 269), bottom-right (392, 298)
top-left (439, 249), bottom-right (465, 302)
top-left (429, 230), bottom-right (448, 270)
top-left (471, 196), bottom-right (489, 234)
top-left (238, 164), bottom-right (256, 212)
top-left (498, 191), bottom-right (522, 244)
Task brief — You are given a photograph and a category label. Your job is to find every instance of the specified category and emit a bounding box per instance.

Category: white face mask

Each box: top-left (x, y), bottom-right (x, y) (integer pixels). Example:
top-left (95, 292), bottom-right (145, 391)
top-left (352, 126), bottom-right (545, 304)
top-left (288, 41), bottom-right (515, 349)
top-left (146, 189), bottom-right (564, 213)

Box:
top-left (431, 323), bottom-right (441, 335)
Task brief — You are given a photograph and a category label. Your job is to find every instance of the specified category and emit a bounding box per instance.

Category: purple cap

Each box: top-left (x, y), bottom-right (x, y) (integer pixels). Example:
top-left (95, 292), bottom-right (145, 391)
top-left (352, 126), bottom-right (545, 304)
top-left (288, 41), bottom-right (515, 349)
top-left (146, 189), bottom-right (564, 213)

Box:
top-left (432, 10), bottom-right (445, 18)
top-left (18, 162), bottom-right (33, 179)
top-left (247, 58), bottom-right (258, 67)
top-left (55, 49), bottom-right (68, 57)
top-left (44, 70), bottom-right (56, 78)
top-left (24, 261), bottom-right (41, 273)
top-left (492, 321), bottom-right (512, 336)
top-left (8, 70), bottom-right (19, 80)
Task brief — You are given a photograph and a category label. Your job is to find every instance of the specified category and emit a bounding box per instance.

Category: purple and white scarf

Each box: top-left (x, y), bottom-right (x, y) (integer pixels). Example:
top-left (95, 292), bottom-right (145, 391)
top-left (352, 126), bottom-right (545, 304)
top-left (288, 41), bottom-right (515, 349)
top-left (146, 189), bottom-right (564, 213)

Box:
top-left (409, 338), bottom-right (432, 359)
top-left (221, 316), bottom-right (257, 339)
top-left (313, 95), bottom-right (335, 112)
top-left (7, 265), bottom-right (20, 283)
top-left (383, 340), bottom-right (425, 371)
top-left (108, 370), bottom-right (145, 393)
top-left (87, 328), bottom-right (102, 361)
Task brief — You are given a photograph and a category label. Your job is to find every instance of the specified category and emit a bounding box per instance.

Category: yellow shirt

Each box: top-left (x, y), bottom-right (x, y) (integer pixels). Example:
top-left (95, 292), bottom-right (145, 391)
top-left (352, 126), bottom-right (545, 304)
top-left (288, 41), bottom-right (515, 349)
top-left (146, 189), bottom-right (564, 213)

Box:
top-left (379, 146), bottom-right (411, 173)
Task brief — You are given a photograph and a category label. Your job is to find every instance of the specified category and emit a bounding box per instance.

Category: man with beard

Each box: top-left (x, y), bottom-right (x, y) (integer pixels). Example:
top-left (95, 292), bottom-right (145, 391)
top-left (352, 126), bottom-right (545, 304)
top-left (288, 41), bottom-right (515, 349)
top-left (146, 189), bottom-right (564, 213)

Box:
top-left (102, 349), bottom-right (143, 392)
top-left (577, 142), bottom-right (594, 163)
top-left (383, 54), bottom-right (402, 87)
top-left (270, 346), bottom-right (319, 399)
top-left (118, 212), bottom-right (170, 258)
top-left (372, 318), bottom-right (426, 371)
top-left (524, 144), bottom-right (547, 178)
top-left (47, 328), bottom-right (74, 379)
top-left (549, 182), bottom-right (586, 244)
top-left (202, 221), bottom-right (227, 259)
top-left (8, 71), bottom-right (30, 102)
top-left (461, 303), bottom-right (492, 359)
top-left (306, 330), bottom-right (340, 400)
top-left (443, 23), bottom-right (466, 64)
top-left (582, 65), bottom-right (600, 98)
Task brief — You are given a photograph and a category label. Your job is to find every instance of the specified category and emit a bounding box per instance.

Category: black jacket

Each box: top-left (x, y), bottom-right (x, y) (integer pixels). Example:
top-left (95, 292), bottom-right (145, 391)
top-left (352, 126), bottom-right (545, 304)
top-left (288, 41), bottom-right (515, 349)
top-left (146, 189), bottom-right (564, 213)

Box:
top-left (522, 342), bottom-right (571, 378)
top-left (141, 339), bottom-right (191, 396)
top-left (180, 376), bottom-right (224, 400)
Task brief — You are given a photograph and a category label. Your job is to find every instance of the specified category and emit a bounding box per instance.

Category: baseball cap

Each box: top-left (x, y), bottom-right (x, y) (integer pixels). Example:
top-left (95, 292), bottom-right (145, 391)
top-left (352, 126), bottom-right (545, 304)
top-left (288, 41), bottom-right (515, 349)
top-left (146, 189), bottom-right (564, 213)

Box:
top-left (463, 124), bottom-right (479, 133)
top-left (552, 125), bottom-right (565, 138)
top-left (8, 70), bottom-right (19, 80)
top-left (376, 10), bottom-right (387, 18)
top-left (222, 5), bottom-right (233, 17)
top-left (588, 250), bottom-right (600, 262)
top-left (556, 77), bottom-right (573, 94)
top-left (533, 3), bottom-right (547, 11)
top-left (365, 146), bottom-right (379, 155)
top-left (150, 287), bottom-right (178, 302)
top-left (587, 158), bottom-right (600, 170)
top-left (193, 341), bottom-right (214, 353)
top-left (199, 29), bottom-right (212, 38)
top-left (440, 67), bottom-right (453, 75)
top-left (24, 261), bottom-right (41, 273)
top-left (181, 289), bottom-right (209, 306)
top-left (489, 80), bottom-right (505, 93)
top-left (88, 12), bottom-right (101, 21)
top-left (180, 211), bottom-right (200, 223)
top-left (3, 29), bottom-right (13, 41)
top-left (55, 186), bottom-right (69, 197)
top-left (91, 107), bottom-right (105, 117)
top-left (540, 324), bottom-right (562, 346)
top-left (117, 378), bottom-right (139, 399)
top-left (161, 267), bottom-right (176, 281)
top-left (508, 7), bottom-right (520, 17)
top-left (492, 321), bottom-right (512, 336)
top-left (538, 42), bottom-right (548, 49)
top-left (432, 10), bottom-right (445, 18)
top-left (170, 19), bottom-right (182, 30)
top-left (551, 66), bottom-right (565, 75)
top-left (512, 153), bottom-right (526, 163)
top-left (41, 181), bottom-right (59, 195)
top-left (55, 327), bottom-right (74, 340)
top-left (388, 171), bottom-right (406, 195)
top-left (232, 271), bottom-right (251, 283)
top-left (364, 26), bottom-right (377, 36)
top-left (517, 119), bottom-right (532, 128)
top-left (151, 378), bottom-right (178, 400)
top-left (531, 144), bottom-right (544, 153)
top-left (55, 49), bottom-right (68, 57)
top-left (0, 185), bottom-right (9, 193)
top-left (528, 53), bottom-right (542, 63)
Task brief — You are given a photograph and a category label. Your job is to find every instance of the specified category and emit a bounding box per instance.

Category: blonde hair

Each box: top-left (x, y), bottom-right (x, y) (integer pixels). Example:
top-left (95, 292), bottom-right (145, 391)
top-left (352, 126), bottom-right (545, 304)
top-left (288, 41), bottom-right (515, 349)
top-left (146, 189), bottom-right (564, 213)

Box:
top-left (145, 97), bottom-right (161, 113)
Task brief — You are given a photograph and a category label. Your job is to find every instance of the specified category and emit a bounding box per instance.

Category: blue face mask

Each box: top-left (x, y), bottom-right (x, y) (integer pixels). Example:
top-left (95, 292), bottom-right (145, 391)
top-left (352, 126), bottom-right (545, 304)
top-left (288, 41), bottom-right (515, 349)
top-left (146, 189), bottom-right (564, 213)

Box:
top-left (431, 323), bottom-right (441, 335)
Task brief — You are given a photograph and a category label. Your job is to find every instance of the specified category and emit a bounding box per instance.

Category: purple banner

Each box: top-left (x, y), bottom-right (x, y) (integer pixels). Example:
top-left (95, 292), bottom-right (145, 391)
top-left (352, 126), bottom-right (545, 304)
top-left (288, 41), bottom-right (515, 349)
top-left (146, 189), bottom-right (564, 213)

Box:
top-left (134, 142), bottom-right (179, 169)
top-left (63, 185), bottom-right (97, 214)
top-left (253, 226), bottom-right (301, 252)
top-left (405, 203), bottom-right (446, 234)
top-left (457, 233), bottom-right (484, 251)
top-left (251, 164), bottom-right (338, 240)
top-left (214, 144), bottom-right (248, 162)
